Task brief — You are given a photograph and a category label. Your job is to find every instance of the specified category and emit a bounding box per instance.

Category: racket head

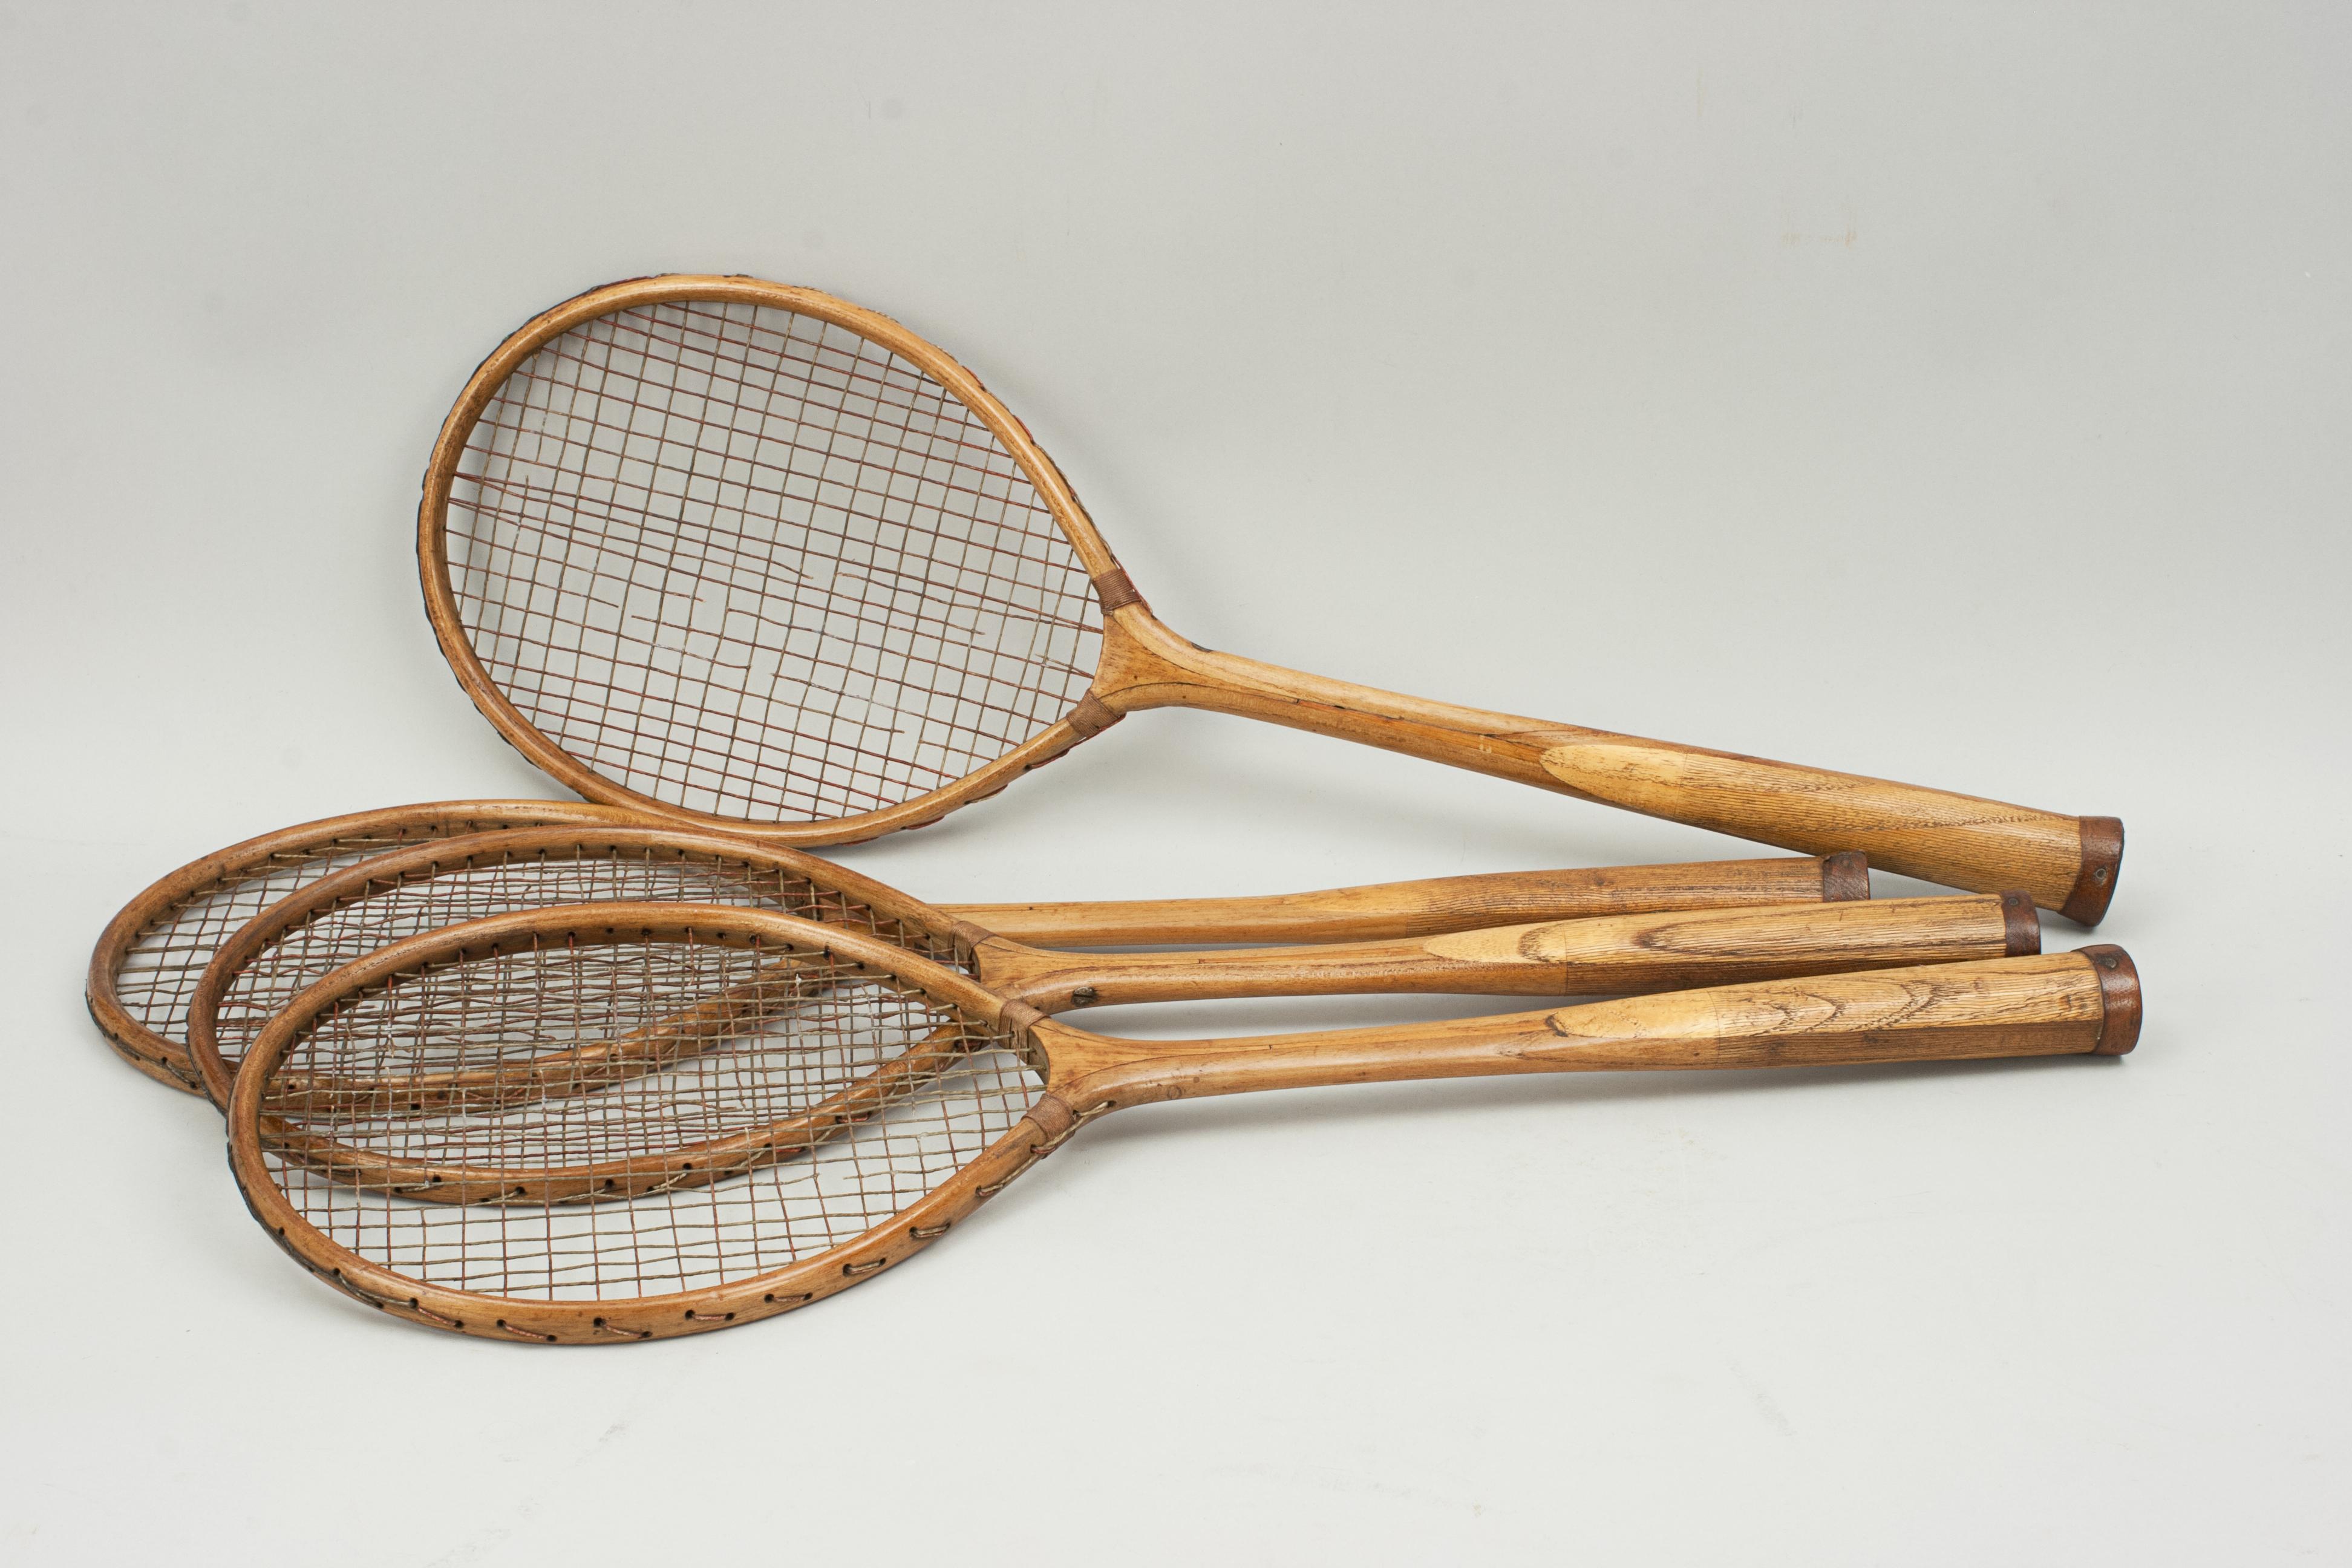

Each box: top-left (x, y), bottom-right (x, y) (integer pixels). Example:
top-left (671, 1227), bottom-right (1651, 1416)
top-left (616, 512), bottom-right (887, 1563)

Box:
top-left (87, 800), bottom-right (664, 1094)
top-left (226, 904), bottom-right (1066, 1342)
top-left (185, 824), bottom-right (978, 1108)
top-left (420, 275), bottom-right (1133, 845)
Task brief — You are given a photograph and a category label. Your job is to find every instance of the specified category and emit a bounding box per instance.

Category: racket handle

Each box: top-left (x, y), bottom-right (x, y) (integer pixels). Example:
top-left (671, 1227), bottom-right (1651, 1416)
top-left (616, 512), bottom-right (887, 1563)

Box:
top-left (1096, 620), bottom-right (2121, 923)
top-left (1037, 948), bottom-right (2138, 1109)
top-left (948, 854), bottom-right (1867, 947)
top-left (1536, 737), bottom-right (2123, 926)
top-left (981, 893), bottom-right (2031, 1013)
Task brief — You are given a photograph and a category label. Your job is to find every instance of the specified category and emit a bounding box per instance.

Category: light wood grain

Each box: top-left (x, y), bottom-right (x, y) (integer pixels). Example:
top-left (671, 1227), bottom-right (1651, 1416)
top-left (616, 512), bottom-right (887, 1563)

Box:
top-left (971, 894), bottom-right (2030, 1013)
top-left (224, 906), bottom-right (2135, 1344)
top-left (417, 276), bottom-right (2125, 923)
top-left (119, 805), bottom-right (1857, 1099)
top-left (1093, 607), bottom-right (2118, 921)
top-left (960, 853), bottom-right (1863, 946)
top-left (1036, 949), bottom-right (2128, 1112)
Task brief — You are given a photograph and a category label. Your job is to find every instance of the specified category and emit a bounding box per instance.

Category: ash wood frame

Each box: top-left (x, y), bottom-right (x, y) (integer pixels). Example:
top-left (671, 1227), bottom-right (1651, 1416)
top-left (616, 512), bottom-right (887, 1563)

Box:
top-left (239, 877), bottom-right (2039, 1190)
top-left (99, 799), bottom-right (1866, 1097)
top-left (87, 800), bottom-right (665, 1093)
top-left (420, 276), bottom-right (2124, 922)
top-left (184, 825), bottom-right (1977, 1108)
top-left (226, 904), bottom-right (2138, 1344)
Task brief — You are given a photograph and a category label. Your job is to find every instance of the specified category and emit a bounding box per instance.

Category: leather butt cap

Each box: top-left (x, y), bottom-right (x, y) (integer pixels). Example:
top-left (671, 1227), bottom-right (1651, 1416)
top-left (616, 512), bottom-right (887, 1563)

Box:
top-left (2080, 944), bottom-right (2141, 1055)
top-left (2059, 817), bottom-right (2125, 927)
top-left (2000, 890), bottom-right (2041, 956)
top-left (1820, 851), bottom-right (1871, 903)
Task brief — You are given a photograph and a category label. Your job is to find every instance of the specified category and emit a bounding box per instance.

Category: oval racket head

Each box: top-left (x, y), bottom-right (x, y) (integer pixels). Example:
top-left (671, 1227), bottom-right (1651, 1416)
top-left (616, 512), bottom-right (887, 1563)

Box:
top-left (88, 800), bottom-right (662, 1094)
top-left (227, 905), bottom-right (1060, 1342)
top-left (420, 276), bottom-right (1131, 843)
top-left (226, 903), bottom-right (2135, 1342)
top-left (187, 825), bottom-right (977, 1108)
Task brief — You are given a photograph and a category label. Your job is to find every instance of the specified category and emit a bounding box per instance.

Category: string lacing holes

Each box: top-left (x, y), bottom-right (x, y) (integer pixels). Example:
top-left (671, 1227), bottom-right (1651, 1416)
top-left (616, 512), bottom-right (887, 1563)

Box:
top-left (589, 1316), bottom-right (650, 1339)
top-left (248, 888), bottom-right (1053, 1344)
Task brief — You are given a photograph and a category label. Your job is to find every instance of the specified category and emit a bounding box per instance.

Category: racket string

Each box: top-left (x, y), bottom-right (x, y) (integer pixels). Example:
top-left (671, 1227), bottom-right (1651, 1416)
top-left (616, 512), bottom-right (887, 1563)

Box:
top-left (447, 299), bottom-right (1105, 822)
top-left (211, 847), bottom-right (964, 1079)
top-left (113, 829), bottom-right (474, 1053)
top-left (260, 932), bottom-right (1043, 1299)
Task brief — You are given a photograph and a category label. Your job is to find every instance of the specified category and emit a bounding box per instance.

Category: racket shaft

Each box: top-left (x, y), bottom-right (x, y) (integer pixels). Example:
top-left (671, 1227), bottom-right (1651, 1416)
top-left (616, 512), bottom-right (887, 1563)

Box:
top-left (1097, 616), bottom-right (2120, 923)
top-left (952, 854), bottom-right (1863, 946)
top-left (1036, 949), bottom-right (2137, 1108)
top-left (260, 895), bottom-right (2018, 1125)
top-left (980, 894), bottom-right (2031, 1013)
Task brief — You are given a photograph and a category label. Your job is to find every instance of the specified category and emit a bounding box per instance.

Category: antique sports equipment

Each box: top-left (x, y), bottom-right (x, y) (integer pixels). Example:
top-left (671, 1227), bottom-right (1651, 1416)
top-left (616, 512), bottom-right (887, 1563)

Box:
top-left (185, 825), bottom-right (2007, 1105)
top-left (419, 276), bottom-right (2123, 919)
top-left (94, 803), bottom-right (1865, 1095)
top-left (226, 903), bottom-right (2140, 1342)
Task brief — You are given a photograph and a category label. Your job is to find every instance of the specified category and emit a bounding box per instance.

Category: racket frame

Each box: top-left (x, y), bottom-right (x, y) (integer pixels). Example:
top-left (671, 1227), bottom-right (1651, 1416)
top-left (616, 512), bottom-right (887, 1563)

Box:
top-left (418, 276), bottom-right (2123, 920)
top-left (225, 904), bottom-right (2137, 1344)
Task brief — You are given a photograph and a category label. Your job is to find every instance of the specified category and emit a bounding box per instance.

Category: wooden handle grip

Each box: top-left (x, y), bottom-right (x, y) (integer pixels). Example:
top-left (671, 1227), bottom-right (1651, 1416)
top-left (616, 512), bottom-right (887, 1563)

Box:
top-left (980, 893), bottom-right (2032, 1013)
top-left (1538, 739), bottom-right (2123, 926)
top-left (1039, 948), bottom-right (2137, 1108)
top-left (1097, 615), bottom-right (2120, 923)
top-left (947, 854), bottom-right (1867, 947)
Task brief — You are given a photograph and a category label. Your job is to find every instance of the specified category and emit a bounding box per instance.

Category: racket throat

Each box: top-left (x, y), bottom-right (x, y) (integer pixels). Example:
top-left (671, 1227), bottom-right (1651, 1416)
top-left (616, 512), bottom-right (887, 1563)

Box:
top-left (1089, 606), bottom-right (1578, 786)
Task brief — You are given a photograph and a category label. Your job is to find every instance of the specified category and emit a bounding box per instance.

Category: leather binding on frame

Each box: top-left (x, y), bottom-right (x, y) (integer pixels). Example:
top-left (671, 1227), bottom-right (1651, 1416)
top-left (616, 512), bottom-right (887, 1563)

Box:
top-left (1090, 566), bottom-right (1145, 613)
top-left (1064, 692), bottom-right (1123, 738)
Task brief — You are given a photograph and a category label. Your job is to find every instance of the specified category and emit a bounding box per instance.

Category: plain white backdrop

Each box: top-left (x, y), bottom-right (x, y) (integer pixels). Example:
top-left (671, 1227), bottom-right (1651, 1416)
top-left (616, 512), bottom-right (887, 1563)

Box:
top-left (3, 4), bottom-right (2345, 1563)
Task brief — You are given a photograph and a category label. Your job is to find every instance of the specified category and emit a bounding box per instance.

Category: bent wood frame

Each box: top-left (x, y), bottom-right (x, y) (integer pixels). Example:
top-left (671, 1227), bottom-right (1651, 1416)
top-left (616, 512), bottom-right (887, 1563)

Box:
top-left (186, 826), bottom-right (1890, 1107)
top-left (264, 889), bottom-right (2039, 1167)
top-left (102, 797), bottom-right (1866, 1098)
top-left (227, 906), bottom-right (2138, 1345)
top-left (417, 275), bottom-right (1123, 849)
top-left (420, 276), bottom-right (2123, 921)
top-left (87, 800), bottom-right (665, 1093)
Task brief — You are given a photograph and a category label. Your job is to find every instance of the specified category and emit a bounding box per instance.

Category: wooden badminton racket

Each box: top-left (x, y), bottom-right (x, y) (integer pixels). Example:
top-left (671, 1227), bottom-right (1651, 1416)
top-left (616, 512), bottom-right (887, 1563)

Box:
top-left (93, 801), bottom-right (1862, 1094)
top-left (225, 903), bottom-right (2139, 1342)
top-left (419, 276), bottom-right (2123, 921)
top-left (184, 825), bottom-right (2005, 1108)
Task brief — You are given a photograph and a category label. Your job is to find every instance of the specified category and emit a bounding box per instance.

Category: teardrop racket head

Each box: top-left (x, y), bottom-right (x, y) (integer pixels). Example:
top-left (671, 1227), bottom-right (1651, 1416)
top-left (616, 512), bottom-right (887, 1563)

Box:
top-left (226, 904), bottom-right (1066, 1342)
top-left (419, 275), bottom-right (1134, 845)
top-left (88, 800), bottom-right (664, 1094)
top-left (186, 825), bottom-right (980, 1108)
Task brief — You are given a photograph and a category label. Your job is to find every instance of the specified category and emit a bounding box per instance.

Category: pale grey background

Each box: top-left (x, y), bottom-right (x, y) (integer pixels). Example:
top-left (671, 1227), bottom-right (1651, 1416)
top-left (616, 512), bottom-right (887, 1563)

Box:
top-left (2, 4), bottom-right (2345, 1563)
